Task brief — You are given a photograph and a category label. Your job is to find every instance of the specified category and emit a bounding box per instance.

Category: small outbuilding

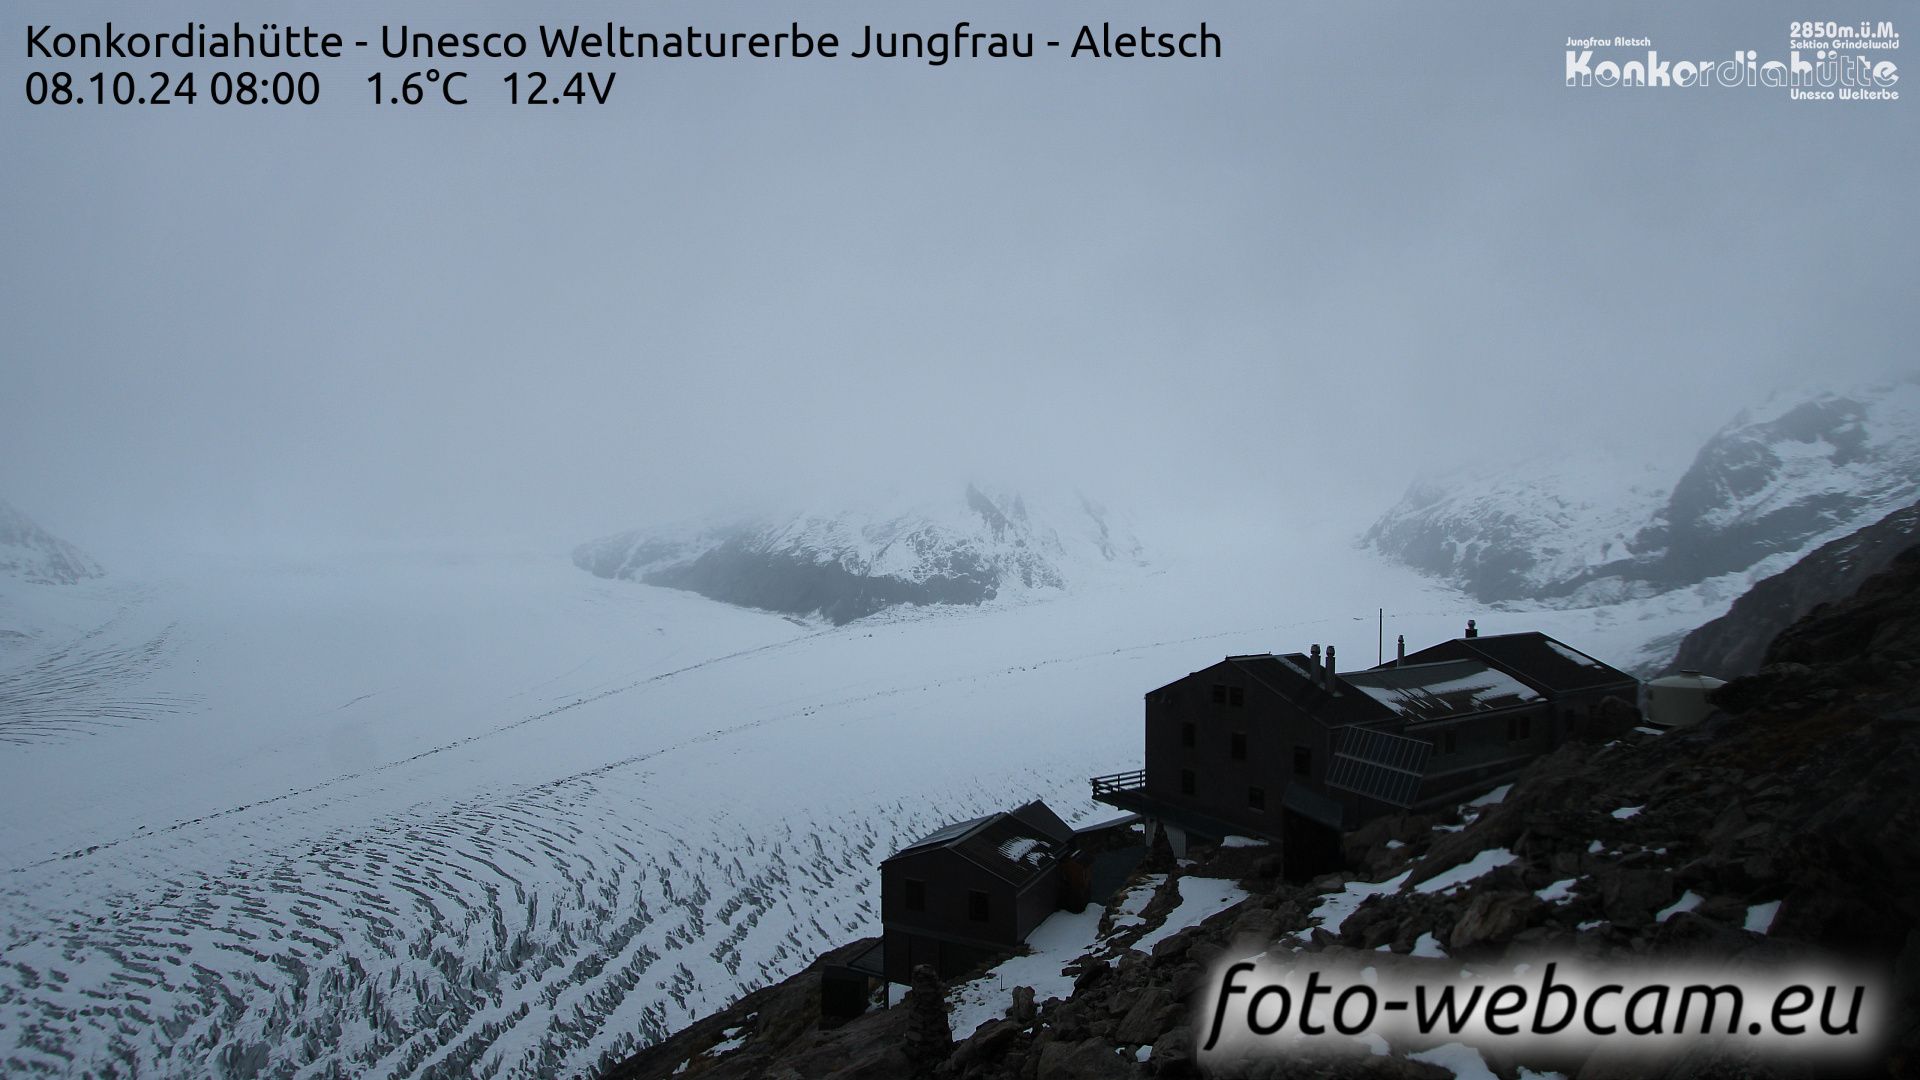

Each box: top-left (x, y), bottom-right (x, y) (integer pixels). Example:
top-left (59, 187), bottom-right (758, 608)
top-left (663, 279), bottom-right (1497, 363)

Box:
top-left (877, 800), bottom-right (1076, 984)
top-left (1644, 671), bottom-right (1727, 728)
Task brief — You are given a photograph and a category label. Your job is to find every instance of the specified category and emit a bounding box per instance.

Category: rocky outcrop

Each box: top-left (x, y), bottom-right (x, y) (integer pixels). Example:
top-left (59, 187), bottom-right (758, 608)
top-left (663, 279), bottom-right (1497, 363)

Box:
top-left (1664, 502), bottom-right (1920, 678)
top-left (1637, 389), bottom-right (1919, 587)
top-left (1359, 459), bottom-right (1669, 605)
top-left (574, 486), bottom-right (1143, 624)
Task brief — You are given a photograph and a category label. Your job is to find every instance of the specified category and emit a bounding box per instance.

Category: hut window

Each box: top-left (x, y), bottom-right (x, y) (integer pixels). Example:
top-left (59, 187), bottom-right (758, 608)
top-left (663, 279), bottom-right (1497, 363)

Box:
top-left (968, 890), bottom-right (990, 923)
top-left (1229, 686), bottom-right (1245, 707)
top-left (1292, 747), bottom-right (1311, 777)
top-left (1181, 721), bottom-right (1195, 748)
top-left (1248, 786), bottom-right (1266, 811)
top-left (1230, 732), bottom-right (1247, 761)
top-left (1180, 769), bottom-right (1196, 796)
top-left (1211, 683), bottom-right (1227, 705)
top-left (1519, 715), bottom-right (1532, 739)
top-left (1443, 730), bottom-right (1457, 755)
top-left (903, 878), bottom-right (925, 912)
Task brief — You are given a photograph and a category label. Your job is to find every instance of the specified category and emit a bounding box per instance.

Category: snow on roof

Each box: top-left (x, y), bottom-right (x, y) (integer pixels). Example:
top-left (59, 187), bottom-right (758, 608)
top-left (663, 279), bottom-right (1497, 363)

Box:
top-left (997, 836), bottom-right (1043, 865)
top-left (1344, 660), bottom-right (1542, 721)
top-left (956, 819), bottom-right (1065, 884)
top-left (1403, 633), bottom-right (1638, 694)
top-left (1544, 639), bottom-right (1603, 668)
top-left (887, 801), bottom-right (1072, 884)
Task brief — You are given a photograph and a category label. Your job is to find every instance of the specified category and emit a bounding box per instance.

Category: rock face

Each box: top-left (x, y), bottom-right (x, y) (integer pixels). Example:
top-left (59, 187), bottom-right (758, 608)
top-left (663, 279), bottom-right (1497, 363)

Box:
top-left (1363, 379), bottom-right (1920, 604)
top-left (1359, 456), bottom-right (1671, 606)
top-left (1636, 387), bottom-right (1920, 586)
top-left (1664, 500), bottom-right (1920, 678)
top-left (574, 486), bottom-right (1143, 624)
top-left (605, 543), bottom-right (1920, 1079)
top-left (0, 498), bottom-right (102, 585)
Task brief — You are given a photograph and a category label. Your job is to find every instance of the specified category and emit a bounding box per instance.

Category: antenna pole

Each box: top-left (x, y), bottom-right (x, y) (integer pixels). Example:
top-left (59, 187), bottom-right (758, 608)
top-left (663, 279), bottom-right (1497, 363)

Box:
top-left (1377, 608), bottom-right (1383, 665)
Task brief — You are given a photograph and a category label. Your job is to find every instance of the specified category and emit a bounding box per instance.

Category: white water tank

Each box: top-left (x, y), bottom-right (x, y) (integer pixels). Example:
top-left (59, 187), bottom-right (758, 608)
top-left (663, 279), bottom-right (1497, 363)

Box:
top-left (1645, 671), bottom-right (1727, 728)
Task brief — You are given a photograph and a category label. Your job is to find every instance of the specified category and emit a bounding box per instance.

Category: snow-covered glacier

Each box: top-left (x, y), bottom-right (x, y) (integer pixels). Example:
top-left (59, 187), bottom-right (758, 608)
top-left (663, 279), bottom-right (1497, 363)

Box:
top-left (0, 500), bottom-right (1778, 1077)
top-left (0, 528), bottom-right (1466, 1078)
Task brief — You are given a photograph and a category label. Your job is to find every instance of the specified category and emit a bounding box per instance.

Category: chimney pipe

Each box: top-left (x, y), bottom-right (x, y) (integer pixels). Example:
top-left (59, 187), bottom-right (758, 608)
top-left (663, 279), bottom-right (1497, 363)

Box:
top-left (1309, 643), bottom-right (1321, 675)
top-left (1396, 634), bottom-right (1405, 662)
top-left (1465, 619), bottom-right (1478, 639)
top-left (1325, 645), bottom-right (1337, 693)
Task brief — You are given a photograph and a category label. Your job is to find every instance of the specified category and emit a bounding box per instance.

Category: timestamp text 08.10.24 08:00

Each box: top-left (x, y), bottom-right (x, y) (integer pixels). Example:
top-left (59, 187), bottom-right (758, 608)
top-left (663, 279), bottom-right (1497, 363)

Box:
top-left (22, 69), bottom-right (617, 107)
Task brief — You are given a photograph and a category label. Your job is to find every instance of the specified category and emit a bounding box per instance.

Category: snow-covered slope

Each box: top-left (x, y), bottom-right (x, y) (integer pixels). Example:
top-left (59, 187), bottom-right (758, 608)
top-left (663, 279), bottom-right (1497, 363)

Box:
top-left (1359, 457), bottom-right (1673, 605)
top-left (1636, 379), bottom-right (1920, 586)
top-left (0, 530), bottom-right (1649, 1079)
top-left (574, 485), bottom-right (1145, 624)
top-left (1363, 378), bottom-right (1920, 606)
top-left (1664, 499), bottom-right (1920, 679)
top-left (0, 499), bottom-right (102, 586)
top-left (0, 514), bottom-right (1762, 1077)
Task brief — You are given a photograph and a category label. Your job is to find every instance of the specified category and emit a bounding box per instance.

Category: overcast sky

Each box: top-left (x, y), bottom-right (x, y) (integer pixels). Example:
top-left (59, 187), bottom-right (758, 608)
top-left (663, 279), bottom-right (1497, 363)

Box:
top-left (4, 0), bottom-right (1915, 556)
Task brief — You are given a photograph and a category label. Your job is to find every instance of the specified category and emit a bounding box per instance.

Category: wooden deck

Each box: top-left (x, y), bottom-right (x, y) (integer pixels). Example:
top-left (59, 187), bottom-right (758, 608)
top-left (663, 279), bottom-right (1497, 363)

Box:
top-left (1088, 769), bottom-right (1145, 798)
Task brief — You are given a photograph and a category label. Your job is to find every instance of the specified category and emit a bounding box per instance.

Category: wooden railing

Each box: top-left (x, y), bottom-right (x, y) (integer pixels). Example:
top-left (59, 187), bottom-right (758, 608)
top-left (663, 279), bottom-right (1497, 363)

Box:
top-left (1089, 769), bottom-right (1146, 797)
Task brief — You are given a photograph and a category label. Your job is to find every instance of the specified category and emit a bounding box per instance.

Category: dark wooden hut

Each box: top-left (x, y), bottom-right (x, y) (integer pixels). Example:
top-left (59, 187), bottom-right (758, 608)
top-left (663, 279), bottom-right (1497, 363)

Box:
top-left (877, 800), bottom-right (1074, 983)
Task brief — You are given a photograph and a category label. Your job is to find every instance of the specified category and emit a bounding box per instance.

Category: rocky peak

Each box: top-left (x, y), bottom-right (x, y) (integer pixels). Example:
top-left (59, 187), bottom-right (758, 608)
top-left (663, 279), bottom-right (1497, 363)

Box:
top-left (1363, 378), bottom-right (1920, 605)
top-left (0, 498), bottom-right (102, 585)
top-left (574, 487), bottom-right (1144, 625)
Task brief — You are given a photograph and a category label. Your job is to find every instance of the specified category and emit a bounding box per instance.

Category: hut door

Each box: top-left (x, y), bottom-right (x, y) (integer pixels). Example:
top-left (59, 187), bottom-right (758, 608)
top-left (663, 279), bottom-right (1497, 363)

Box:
top-left (1281, 808), bottom-right (1343, 882)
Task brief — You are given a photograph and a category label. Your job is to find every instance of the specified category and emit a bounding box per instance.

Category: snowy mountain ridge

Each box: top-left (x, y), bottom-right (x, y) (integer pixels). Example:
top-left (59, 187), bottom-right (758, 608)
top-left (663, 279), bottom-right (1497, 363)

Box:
top-left (1362, 377), bottom-right (1920, 606)
top-left (1359, 456), bottom-right (1675, 605)
top-left (0, 498), bottom-right (102, 586)
top-left (574, 485), bottom-right (1146, 624)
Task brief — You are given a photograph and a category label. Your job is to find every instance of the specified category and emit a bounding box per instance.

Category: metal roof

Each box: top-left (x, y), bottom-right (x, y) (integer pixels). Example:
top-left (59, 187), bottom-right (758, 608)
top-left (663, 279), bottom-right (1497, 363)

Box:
top-left (1342, 659), bottom-right (1543, 721)
top-left (883, 800), bottom-right (1072, 887)
top-left (952, 816), bottom-right (1066, 887)
top-left (891, 814), bottom-right (995, 857)
top-left (1220, 653), bottom-right (1399, 727)
top-left (1399, 633), bottom-right (1638, 696)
